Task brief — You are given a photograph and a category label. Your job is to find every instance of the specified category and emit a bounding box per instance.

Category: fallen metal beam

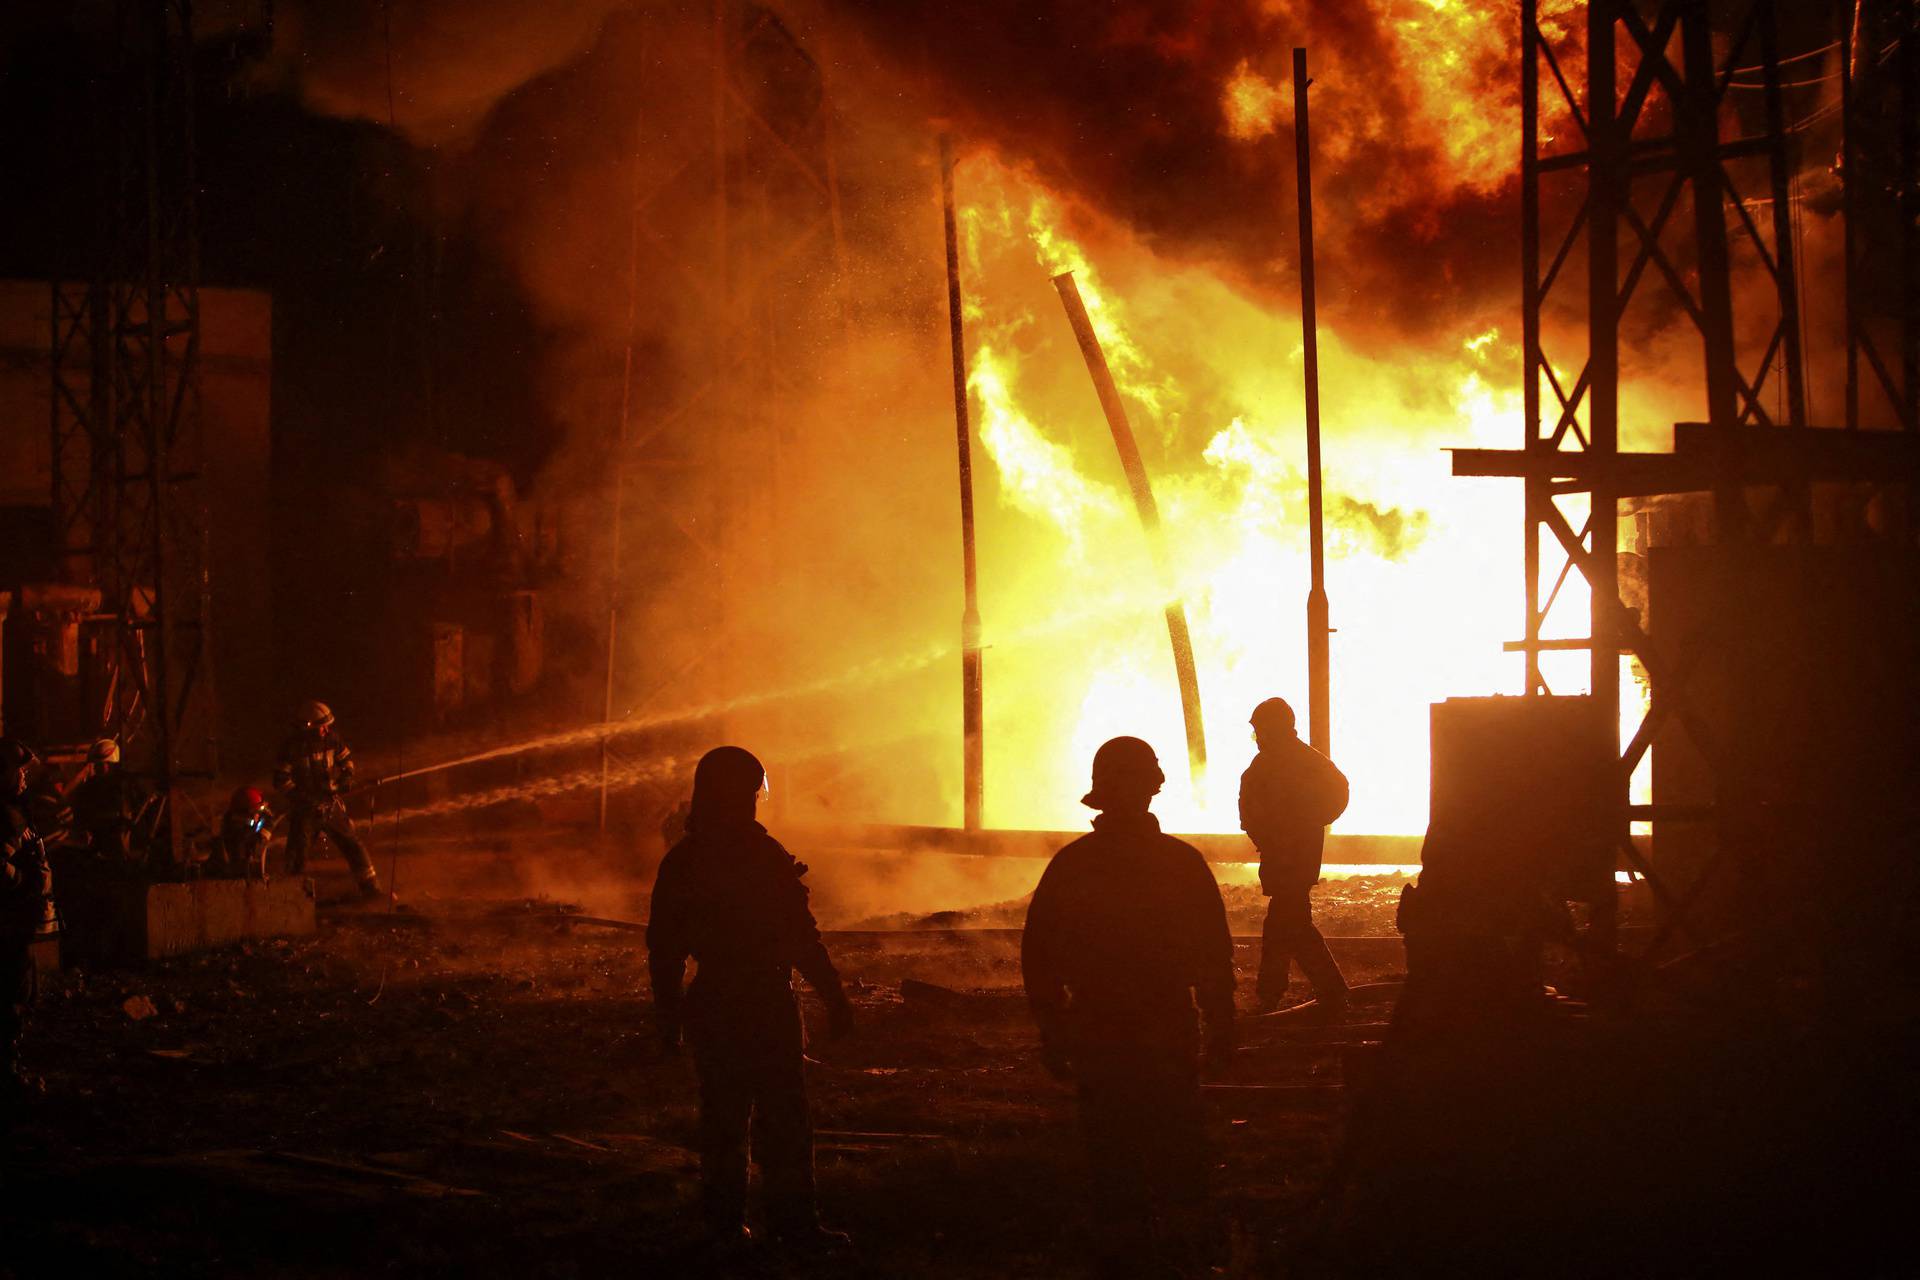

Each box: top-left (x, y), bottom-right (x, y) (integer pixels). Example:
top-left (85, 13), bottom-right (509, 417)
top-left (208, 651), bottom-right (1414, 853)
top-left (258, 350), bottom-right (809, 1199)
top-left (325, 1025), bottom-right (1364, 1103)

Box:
top-left (550, 918), bottom-right (1410, 961)
top-left (1051, 270), bottom-right (1208, 786)
top-left (786, 822), bottom-right (1423, 865)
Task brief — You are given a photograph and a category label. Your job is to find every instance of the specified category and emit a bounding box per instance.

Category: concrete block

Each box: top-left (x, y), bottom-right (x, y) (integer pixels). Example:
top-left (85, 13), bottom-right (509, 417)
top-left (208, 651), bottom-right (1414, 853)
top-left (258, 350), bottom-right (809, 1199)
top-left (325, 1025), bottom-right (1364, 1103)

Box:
top-left (144, 879), bottom-right (318, 959)
top-left (61, 877), bottom-right (316, 967)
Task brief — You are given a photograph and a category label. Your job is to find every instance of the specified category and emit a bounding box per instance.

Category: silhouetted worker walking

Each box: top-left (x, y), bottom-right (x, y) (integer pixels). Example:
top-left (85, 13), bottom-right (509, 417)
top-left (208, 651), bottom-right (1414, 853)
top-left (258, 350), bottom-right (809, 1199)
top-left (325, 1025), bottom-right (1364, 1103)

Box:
top-left (1023, 736), bottom-right (1236, 1271)
top-left (1242, 697), bottom-right (1350, 1013)
top-left (646, 746), bottom-right (854, 1254)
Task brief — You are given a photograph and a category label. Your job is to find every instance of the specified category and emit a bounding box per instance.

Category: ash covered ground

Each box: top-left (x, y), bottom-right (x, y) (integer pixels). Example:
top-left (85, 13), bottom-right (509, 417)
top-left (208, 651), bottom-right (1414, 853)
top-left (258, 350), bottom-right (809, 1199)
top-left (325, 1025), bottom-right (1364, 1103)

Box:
top-left (2, 833), bottom-right (1903, 1277)
top-left (842, 871), bottom-right (1411, 935)
top-left (1, 837), bottom-right (1405, 1277)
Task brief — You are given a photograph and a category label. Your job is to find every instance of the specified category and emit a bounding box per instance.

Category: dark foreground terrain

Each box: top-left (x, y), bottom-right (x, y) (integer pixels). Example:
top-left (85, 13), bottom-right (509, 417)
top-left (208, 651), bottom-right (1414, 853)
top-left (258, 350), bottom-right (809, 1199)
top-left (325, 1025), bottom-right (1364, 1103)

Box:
top-left (5, 846), bottom-right (1912, 1278)
top-left (2, 853), bottom-right (1407, 1279)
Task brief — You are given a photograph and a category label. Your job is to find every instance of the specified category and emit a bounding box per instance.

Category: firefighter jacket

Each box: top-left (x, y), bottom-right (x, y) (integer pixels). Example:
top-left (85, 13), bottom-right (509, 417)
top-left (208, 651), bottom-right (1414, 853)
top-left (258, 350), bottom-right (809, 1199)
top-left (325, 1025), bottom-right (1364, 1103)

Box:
top-left (274, 731), bottom-right (355, 807)
top-left (1, 802), bottom-right (53, 945)
top-left (646, 820), bottom-right (847, 1029)
top-left (1022, 811), bottom-right (1235, 1053)
top-left (1239, 736), bottom-right (1349, 893)
top-left (65, 769), bottom-right (146, 858)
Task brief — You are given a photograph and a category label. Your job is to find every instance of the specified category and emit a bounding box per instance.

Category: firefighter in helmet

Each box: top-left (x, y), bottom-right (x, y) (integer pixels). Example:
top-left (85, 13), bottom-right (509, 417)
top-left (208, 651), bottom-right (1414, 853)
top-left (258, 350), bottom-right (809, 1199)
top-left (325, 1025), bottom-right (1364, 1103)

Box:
top-left (1, 738), bottom-right (53, 1100)
top-left (63, 738), bottom-right (149, 872)
top-left (217, 786), bottom-right (275, 880)
top-left (1241, 697), bottom-right (1350, 1013)
top-left (647, 746), bottom-right (855, 1252)
top-left (1023, 736), bottom-right (1237, 1267)
top-left (274, 701), bottom-right (380, 898)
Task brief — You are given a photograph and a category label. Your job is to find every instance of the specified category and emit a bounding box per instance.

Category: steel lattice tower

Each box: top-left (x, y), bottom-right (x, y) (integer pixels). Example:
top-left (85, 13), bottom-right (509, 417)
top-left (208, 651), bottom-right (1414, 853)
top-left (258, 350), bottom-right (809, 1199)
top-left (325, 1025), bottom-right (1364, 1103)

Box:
top-left (48, 0), bottom-right (214, 858)
top-left (1457, 0), bottom-right (1918, 943)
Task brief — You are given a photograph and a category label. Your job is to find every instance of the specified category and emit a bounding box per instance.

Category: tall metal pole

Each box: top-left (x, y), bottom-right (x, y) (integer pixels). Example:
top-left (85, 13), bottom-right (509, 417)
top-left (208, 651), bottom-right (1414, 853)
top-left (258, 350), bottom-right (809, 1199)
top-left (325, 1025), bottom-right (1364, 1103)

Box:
top-left (940, 134), bottom-right (984, 831)
top-left (111, 0), bottom-right (208, 855)
top-left (1900, 0), bottom-right (1919, 434)
top-left (599, 116), bottom-right (646, 831)
top-left (1293, 47), bottom-right (1331, 757)
top-left (1588, 2), bottom-right (1624, 859)
top-left (1841, 0), bottom-right (1859, 429)
top-left (1052, 272), bottom-right (1208, 785)
top-left (1521, 4), bottom-right (1544, 695)
top-left (1757, 1), bottom-right (1808, 428)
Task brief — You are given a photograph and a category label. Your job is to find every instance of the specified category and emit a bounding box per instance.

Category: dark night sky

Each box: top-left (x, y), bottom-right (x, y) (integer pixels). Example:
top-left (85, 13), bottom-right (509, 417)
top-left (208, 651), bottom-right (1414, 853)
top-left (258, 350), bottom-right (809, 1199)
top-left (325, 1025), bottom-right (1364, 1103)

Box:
top-left (0, 14), bottom-right (556, 483)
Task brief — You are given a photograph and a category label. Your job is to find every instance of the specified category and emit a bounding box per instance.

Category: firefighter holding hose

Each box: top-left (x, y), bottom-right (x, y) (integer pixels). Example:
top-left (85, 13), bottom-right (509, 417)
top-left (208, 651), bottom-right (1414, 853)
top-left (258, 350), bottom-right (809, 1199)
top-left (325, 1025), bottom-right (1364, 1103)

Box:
top-left (275, 701), bottom-right (380, 899)
top-left (646, 746), bottom-right (855, 1254)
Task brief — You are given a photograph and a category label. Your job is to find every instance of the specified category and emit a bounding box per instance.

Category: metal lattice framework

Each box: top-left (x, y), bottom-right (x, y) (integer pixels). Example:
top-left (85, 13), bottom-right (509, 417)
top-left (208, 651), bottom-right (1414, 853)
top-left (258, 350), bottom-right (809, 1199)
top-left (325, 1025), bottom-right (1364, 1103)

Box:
top-left (1454, 0), bottom-right (1918, 941)
top-left (1843, 0), bottom-right (1919, 431)
top-left (598, 0), bottom-right (846, 818)
top-left (48, 0), bottom-right (212, 855)
top-left (49, 284), bottom-right (111, 591)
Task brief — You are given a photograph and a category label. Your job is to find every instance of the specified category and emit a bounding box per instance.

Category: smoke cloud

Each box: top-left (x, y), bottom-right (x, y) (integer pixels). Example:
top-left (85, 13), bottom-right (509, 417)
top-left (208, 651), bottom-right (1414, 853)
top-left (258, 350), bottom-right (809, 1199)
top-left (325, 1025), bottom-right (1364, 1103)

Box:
top-left (269, 0), bottom-right (628, 143)
top-left (834, 0), bottom-right (1539, 345)
top-left (268, 1), bottom-right (1568, 343)
top-left (252, 1), bottom-right (1854, 849)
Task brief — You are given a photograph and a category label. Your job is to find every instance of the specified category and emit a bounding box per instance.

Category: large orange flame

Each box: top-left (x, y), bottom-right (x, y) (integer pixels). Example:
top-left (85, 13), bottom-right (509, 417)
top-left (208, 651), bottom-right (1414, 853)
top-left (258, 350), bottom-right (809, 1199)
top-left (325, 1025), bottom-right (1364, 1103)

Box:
top-left (951, 154), bottom-right (1634, 835)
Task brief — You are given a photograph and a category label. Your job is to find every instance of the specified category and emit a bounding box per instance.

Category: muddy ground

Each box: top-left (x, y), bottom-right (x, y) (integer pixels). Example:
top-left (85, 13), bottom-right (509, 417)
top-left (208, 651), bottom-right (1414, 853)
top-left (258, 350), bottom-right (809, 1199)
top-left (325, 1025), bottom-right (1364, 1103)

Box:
top-left (2, 845), bottom-right (1407, 1279)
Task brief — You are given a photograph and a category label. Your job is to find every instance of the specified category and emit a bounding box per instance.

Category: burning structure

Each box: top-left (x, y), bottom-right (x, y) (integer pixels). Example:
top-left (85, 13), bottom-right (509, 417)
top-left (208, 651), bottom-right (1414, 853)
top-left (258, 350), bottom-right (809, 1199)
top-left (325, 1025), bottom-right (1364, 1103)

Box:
top-left (0, 0), bottom-right (1914, 1273)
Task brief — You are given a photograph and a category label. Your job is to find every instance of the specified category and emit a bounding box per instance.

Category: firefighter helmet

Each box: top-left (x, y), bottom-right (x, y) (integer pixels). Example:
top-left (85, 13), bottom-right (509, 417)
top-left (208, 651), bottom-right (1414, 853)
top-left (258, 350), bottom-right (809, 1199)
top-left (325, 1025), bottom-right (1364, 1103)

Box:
top-left (230, 785), bottom-right (266, 813)
top-left (0, 738), bottom-right (37, 795)
top-left (1081, 736), bottom-right (1165, 809)
top-left (1250, 697), bottom-right (1297, 738)
top-left (299, 700), bottom-right (335, 730)
top-left (685, 746), bottom-right (767, 831)
top-left (88, 738), bottom-right (121, 765)
top-left (692, 746), bottom-right (767, 803)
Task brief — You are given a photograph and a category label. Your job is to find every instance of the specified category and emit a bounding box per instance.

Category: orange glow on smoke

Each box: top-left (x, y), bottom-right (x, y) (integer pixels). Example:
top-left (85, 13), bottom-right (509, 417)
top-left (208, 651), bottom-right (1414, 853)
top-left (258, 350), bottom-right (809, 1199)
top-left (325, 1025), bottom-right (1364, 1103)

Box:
top-left (1221, 59), bottom-right (1288, 141)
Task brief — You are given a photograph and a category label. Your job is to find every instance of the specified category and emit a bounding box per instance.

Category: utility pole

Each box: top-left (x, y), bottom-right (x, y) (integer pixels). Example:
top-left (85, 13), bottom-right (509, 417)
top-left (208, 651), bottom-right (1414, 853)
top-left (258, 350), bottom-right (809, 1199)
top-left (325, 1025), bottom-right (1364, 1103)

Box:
top-left (1294, 47), bottom-right (1332, 757)
top-left (599, 116), bottom-right (647, 831)
top-left (940, 134), bottom-right (984, 830)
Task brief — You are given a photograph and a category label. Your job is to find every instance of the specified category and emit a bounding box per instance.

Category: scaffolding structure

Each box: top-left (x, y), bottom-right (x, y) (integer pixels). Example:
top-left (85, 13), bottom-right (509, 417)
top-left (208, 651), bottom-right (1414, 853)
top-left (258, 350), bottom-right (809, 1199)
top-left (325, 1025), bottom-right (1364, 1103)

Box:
top-left (1456, 0), bottom-right (1918, 943)
top-left (599, 0), bottom-right (846, 821)
top-left (47, 0), bottom-right (213, 857)
top-left (1843, 0), bottom-right (1919, 431)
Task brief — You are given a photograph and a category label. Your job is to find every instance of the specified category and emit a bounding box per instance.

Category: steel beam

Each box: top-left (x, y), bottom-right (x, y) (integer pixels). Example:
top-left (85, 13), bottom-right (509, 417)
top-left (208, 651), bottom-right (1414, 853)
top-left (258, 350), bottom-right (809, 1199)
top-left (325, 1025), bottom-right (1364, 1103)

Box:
top-left (1498, 0), bottom-right (1840, 947)
top-left (45, 0), bottom-right (216, 858)
top-left (1052, 271), bottom-right (1208, 786)
top-left (940, 134), bottom-right (985, 831)
top-left (1293, 47), bottom-right (1333, 757)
